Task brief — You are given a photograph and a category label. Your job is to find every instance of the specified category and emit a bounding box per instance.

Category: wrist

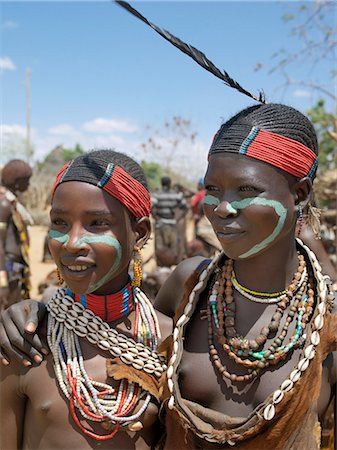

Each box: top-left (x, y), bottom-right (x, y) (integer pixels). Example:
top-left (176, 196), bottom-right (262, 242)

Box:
top-left (0, 270), bottom-right (9, 288)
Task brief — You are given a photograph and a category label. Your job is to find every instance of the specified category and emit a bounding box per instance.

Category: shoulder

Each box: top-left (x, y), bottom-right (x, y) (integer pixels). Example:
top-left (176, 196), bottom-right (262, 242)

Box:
top-left (154, 256), bottom-right (207, 317)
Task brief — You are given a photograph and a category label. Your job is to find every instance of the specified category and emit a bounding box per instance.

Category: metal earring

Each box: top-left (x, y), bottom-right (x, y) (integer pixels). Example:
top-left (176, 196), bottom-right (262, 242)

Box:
top-left (56, 268), bottom-right (64, 285)
top-left (297, 205), bottom-right (303, 237)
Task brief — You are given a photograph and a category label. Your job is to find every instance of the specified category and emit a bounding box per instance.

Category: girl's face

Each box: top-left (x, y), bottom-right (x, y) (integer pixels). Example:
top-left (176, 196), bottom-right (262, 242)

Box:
top-left (204, 153), bottom-right (301, 260)
top-left (48, 181), bottom-right (150, 294)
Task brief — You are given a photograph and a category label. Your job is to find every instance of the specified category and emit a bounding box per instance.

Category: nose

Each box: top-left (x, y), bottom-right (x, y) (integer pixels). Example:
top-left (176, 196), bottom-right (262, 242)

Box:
top-left (214, 200), bottom-right (238, 219)
top-left (63, 226), bottom-right (88, 253)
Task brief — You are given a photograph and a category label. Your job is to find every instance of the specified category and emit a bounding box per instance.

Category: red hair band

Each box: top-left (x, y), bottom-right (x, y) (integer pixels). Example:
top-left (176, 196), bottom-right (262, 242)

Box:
top-left (52, 162), bottom-right (151, 218)
top-left (239, 127), bottom-right (318, 179)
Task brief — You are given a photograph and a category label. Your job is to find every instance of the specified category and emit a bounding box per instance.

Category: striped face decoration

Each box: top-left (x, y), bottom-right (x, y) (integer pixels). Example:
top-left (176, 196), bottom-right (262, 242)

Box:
top-left (203, 195), bottom-right (288, 259)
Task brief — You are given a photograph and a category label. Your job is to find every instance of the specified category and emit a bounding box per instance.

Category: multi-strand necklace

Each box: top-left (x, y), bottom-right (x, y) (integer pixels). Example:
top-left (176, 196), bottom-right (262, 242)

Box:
top-left (207, 253), bottom-right (314, 382)
top-left (47, 284), bottom-right (164, 441)
top-left (166, 240), bottom-right (332, 429)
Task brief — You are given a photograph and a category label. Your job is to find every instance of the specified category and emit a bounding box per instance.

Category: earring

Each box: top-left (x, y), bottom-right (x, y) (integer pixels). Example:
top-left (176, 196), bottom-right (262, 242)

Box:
top-left (132, 247), bottom-right (142, 287)
top-left (56, 268), bottom-right (64, 285)
top-left (297, 205), bottom-right (303, 237)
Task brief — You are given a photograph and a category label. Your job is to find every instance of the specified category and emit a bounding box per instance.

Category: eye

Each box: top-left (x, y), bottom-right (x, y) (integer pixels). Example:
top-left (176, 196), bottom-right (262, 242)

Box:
top-left (91, 219), bottom-right (111, 227)
top-left (51, 218), bottom-right (67, 227)
top-left (239, 185), bottom-right (258, 192)
top-left (205, 185), bottom-right (219, 192)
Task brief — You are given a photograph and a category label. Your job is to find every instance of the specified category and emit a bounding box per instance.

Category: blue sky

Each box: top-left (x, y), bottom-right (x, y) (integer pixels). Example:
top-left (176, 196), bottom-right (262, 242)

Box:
top-left (1, 1), bottom-right (335, 180)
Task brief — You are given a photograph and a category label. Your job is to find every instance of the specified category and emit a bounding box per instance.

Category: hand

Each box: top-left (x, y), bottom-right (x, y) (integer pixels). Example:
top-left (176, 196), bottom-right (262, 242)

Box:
top-left (0, 286), bottom-right (10, 310)
top-left (0, 300), bottom-right (48, 366)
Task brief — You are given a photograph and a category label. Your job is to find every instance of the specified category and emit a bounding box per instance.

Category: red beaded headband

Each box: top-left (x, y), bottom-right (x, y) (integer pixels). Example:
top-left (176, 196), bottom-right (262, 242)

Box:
top-left (211, 127), bottom-right (318, 180)
top-left (53, 162), bottom-right (151, 218)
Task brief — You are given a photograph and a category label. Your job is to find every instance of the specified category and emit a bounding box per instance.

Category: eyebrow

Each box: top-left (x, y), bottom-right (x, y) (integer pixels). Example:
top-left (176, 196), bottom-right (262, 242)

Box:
top-left (51, 208), bottom-right (113, 216)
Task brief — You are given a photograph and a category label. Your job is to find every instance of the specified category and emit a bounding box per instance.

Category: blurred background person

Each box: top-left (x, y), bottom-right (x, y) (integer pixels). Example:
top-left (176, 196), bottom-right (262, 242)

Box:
top-left (0, 159), bottom-right (33, 310)
top-left (151, 176), bottom-right (187, 267)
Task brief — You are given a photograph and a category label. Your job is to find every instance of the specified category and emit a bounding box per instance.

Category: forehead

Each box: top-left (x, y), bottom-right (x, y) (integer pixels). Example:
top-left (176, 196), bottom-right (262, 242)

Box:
top-left (52, 181), bottom-right (124, 212)
top-left (205, 153), bottom-right (289, 185)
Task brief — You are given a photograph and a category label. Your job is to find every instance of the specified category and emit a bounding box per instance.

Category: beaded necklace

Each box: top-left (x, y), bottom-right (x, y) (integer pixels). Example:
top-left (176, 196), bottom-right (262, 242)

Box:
top-left (47, 286), bottom-right (163, 440)
top-left (166, 239), bottom-right (333, 430)
top-left (68, 277), bottom-right (134, 323)
top-left (207, 254), bottom-right (314, 382)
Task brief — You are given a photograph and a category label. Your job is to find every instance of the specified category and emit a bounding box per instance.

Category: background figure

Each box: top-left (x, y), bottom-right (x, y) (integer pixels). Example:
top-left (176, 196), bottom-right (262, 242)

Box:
top-left (0, 159), bottom-right (33, 310)
top-left (189, 177), bottom-right (221, 258)
top-left (151, 176), bottom-right (187, 267)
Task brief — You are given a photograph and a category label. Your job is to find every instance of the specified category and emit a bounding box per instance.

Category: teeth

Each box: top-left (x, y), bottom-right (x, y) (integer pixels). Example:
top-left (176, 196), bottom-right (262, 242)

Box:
top-left (67, 265), bottom-right (89, 272)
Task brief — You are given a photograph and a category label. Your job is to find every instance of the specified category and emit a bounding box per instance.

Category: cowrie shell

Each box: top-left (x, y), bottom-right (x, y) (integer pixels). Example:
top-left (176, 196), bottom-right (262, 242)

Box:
top-left (188, 291), bottom-right (196, 302)
top-left (98, 340), bottom-right (111, 350)
top-left (310, 331), bottom-right (320, 346)
top-left (318, 303), bottom-right (326, 315)
top-left (272, 390), bottom-right (284, 404)
top-left (173, 328), bottom-right (179, 341)
top-left (199, 270), bottom-right (208, 281)
top-left (73, 303), bottom-right (85, 312)
top-left (168, 378), bottom-right (174, 393)
top-left (176, 314), bottom-right (187, 327)
top-left (170, 354), bottom-right (177, 365)
top-left (281, 379), bottom-right (293, 392)
top-left (304, 344), bottom-right (315, 360)
top-left (120, 354), bottom-right (134, 365)
top-left (263, 404), bottom-right (275, 421)
top-left (314, 314), bottom-right (324, 330)
top-left (128, 421), bottom-right (143, 432)
top-left (184, 303), bottom-right (193, 315)
top-left (290, 369), bottom-right (301, 383)
top-left (74, 325), bottom-right (87, 337)
top-left (87, 332), bottom-right (99, 344)
top-left (110, 346), bottom-right (122, 356)
top-left (168, 396), bottom-right (175, 410)
top-left (167, 365), bottom-right (174, 379)
top-left (298, 357), bottom-right (310, 372)
top-left (173, 341), bottom-right (179, 354)
top-left (194, 281), bottom-right (204, 291)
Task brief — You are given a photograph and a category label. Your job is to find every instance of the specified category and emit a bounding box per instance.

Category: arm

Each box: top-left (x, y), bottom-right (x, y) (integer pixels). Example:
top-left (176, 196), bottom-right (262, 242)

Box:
top-left (0, 300), bottom-right (47, 365)
top-left (0, 197), bottom-right (12, 308)
top-left (0, 363), bottom-right (27, 449)
top-left (154, 256), bottom-right (204, 317)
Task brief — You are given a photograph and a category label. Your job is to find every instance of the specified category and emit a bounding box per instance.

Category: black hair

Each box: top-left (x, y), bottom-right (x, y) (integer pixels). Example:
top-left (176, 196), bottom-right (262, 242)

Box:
top-left (161, 176), bottom-right (171, 187)
top-left (60, 149), bottom-right (148, 191)
top-left (209, 103), bottom-right (319, 179)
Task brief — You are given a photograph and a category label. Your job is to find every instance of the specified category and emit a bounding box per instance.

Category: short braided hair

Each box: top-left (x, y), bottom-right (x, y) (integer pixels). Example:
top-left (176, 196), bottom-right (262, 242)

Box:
top-left (210, 104), bottom-right (319, 179)
top-left (60, 149), bottom-right (148, 191)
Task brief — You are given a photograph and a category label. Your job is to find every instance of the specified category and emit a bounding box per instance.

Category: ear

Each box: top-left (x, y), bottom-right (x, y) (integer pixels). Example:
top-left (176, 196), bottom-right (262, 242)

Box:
top-left (293, 177), bottom-right (312, 209)
top-left (133, 216), bottom-right (151, 250)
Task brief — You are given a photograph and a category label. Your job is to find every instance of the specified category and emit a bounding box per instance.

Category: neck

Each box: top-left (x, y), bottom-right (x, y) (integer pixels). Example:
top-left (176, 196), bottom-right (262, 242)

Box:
top-left (67, 277), bottom-right (134, 322)
top-left (233, 236), bottom-right (299, 294)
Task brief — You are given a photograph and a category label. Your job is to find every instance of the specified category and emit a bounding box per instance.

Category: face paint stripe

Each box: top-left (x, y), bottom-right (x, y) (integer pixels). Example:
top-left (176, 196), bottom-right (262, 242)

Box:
top-left (204, 194), bottom-right (220, 206)
top-left (229, 197), bottom-right (287, 259)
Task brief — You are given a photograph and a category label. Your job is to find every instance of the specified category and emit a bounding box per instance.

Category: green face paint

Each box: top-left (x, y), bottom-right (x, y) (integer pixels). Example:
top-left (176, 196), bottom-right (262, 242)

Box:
top-left (48, 230), bottom-right (123, 293)
top-left (86, 236), bottom-right (122, 293)
top-left (203, 195), bottom-right (220, 206)
top-left (229, 198), bottom-right (287, 258)
top-left (48, 229), bottom-right (69, 244)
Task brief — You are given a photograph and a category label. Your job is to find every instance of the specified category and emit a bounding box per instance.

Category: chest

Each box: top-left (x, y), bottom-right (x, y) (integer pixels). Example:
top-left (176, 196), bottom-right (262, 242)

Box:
top-left (177, 298), bottom-right (329, 418)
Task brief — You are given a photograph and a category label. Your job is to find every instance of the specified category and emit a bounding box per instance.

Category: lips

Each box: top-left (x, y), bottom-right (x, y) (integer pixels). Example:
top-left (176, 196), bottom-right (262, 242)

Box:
top-left (216, 227), bottom-right (245, 240)
top-left (60, 260), bottom-right (95, 278)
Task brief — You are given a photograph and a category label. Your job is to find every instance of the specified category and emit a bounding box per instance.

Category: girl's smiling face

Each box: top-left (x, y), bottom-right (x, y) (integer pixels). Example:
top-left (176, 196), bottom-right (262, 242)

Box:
top-left (203, 153), bottom-right (307, 260)
top-left (48, 181), bottom-right (150, 294)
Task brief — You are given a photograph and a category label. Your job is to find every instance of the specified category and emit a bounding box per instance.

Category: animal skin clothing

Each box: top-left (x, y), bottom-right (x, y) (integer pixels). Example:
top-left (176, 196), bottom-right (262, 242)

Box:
top-left (158, 257), bottom-right (337, 450)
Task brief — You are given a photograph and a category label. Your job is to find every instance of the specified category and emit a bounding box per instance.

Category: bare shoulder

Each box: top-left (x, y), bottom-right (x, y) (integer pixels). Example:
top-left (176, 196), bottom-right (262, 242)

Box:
top-left (155, 310), bottom-right (173, 343)
top-left (154, 256), bottom-right (207, 317)
top-left (0, 195), bottom-right (12, 219)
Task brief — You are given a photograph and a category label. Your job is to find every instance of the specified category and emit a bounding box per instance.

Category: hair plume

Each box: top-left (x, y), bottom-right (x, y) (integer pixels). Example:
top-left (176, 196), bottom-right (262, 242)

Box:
top-left (116, 1), bottom-right (266, 103)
